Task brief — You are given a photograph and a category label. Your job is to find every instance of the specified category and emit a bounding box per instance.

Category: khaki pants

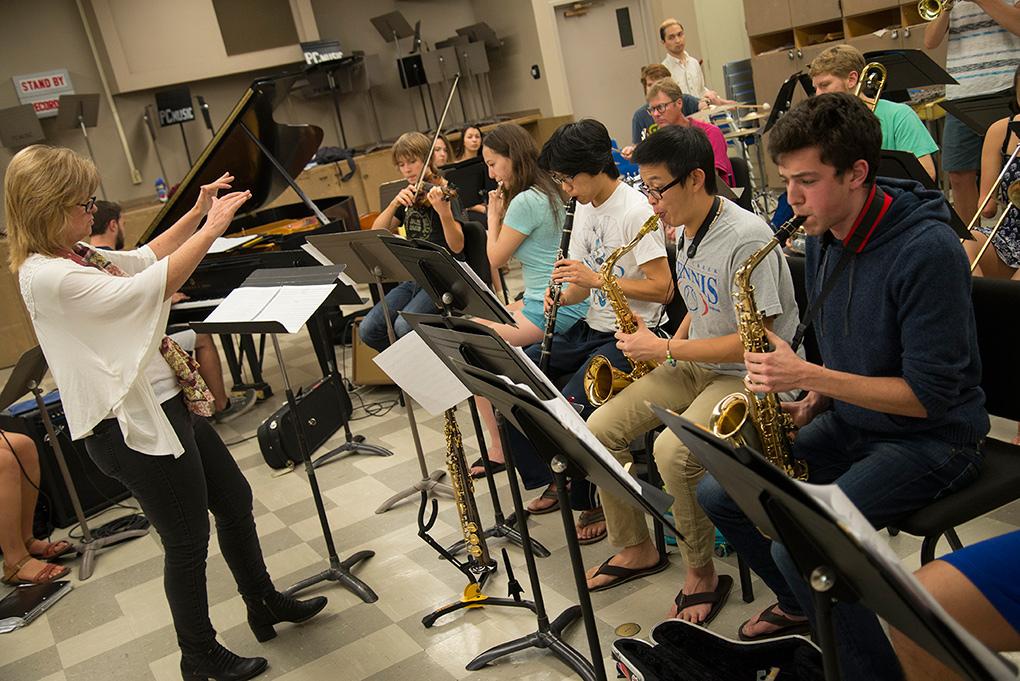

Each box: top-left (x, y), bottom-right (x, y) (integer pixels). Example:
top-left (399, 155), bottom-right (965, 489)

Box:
top-left (587, 361), bottom-right (744, 569)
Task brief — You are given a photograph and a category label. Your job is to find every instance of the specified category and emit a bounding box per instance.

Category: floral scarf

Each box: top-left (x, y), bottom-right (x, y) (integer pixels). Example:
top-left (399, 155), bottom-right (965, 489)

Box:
top-left (61, 244), bottom-right (216, 417)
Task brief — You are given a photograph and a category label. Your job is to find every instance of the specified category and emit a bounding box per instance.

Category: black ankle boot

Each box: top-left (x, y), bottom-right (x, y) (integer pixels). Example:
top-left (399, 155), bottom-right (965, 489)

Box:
top-left (179, 642), bottom-right (267, 681)
top-left (243, 591), bottom-right (327, 642)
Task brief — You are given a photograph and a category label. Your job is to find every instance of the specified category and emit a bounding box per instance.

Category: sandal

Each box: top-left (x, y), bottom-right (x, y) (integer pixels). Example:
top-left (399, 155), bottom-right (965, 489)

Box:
top-left (673, 574), bottom-right (733, 627)
top-left (2, 555), bottom-right (71, 586)
top-left (738, 602), bottom-right (811, 641)
top-left (588, 554), bottom-right (671, 593)
top-left (468, 457), bottom-right (506, 479)
top-left (26, 537), bottom-right (73, 560)
top-left (576, 507), bottom-right (607, 545)
top-left (526, 484), bottom-right (560, 515)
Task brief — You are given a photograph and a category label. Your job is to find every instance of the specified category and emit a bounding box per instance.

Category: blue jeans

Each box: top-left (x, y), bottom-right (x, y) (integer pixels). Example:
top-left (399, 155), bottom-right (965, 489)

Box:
top-left (358, 281), bottom-right (438, 352)
top-left (697, 410), bottom-right (983, 681)
top-left (509, 321), bottom-right (630, 508)
top-left (84, 395), bottom-right (273, 655)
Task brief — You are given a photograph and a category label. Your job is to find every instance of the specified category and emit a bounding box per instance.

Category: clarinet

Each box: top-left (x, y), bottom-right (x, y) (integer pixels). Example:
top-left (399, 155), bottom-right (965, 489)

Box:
top-left (539, 197), bottom-right (577, 373)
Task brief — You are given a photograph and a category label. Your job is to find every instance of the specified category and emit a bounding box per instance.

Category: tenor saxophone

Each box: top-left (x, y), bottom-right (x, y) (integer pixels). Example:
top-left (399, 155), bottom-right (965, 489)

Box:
top-left (583, 213), bottom-right (662, 406)
top-left (708, 216), bottom-right (808, 480)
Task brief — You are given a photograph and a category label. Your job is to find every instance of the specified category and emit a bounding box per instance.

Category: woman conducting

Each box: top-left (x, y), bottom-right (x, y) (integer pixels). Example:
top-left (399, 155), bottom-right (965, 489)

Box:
top-left (5, 145), bottom-right (326, 681)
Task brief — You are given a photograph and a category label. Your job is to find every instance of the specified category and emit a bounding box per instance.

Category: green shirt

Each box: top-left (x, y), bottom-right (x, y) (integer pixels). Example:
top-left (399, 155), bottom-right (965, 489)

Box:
top-left (874, 99), bottom-right (939, 159)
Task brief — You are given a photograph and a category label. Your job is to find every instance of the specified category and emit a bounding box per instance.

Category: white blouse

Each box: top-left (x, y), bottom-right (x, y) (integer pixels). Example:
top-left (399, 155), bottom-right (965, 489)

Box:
top-left (19, 245), bottom-right (185, 457)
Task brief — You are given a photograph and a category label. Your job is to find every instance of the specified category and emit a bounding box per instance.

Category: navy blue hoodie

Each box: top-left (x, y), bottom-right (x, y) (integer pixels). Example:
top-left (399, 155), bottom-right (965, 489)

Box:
top-left (803, 177), bottom-right (988, 445)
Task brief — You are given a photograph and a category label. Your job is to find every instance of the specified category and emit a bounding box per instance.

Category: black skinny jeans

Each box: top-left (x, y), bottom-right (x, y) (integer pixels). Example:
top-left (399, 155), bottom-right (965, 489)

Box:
top-left (85, 394), bottom-right (273, 655)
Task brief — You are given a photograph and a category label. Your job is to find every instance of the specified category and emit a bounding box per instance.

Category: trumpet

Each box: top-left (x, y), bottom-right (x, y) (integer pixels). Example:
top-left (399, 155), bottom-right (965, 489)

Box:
top-left (918, 0), bottom-right (953, 21)
top-left (853, 62), bottom-right (887, 112)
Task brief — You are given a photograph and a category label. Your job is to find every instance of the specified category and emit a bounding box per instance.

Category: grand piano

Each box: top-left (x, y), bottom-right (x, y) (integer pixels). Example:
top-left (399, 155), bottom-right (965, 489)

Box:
top-left (138, 73), bottom-right (360, 397)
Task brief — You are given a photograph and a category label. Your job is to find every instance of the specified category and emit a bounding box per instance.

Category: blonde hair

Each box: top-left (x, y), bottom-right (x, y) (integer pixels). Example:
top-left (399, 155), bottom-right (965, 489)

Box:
top-left (391, 131), bottom-right (439, 177)
top-left (5, 145), bottom-right (99, 271)
top-left (647, 77), bottom-right (684, 102)
top-left (809, 45), bottom-right (866, 80)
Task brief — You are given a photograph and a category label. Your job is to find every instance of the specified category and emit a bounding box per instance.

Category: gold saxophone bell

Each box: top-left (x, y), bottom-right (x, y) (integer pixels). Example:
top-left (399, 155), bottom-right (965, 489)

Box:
top-left (584, 355), bottom-right (633, 406)
top-left (918, 0), bottom-right (953, 21)
top-left (853, 62), bottom-right (887, 112)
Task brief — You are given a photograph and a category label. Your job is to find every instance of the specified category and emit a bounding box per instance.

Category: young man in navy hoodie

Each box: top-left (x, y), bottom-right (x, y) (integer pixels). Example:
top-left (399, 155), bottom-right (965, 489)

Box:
top-left (697, 93), bottom-right (989, 680)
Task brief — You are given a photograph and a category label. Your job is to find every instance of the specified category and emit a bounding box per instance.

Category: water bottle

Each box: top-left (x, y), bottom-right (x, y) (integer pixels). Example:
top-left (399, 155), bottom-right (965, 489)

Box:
top-left (155, 177), bottom-right (168, 203)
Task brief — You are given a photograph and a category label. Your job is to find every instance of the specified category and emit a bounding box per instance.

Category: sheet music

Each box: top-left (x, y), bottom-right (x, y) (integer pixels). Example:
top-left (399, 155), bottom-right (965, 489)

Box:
top-left (457, 260), bottom-right (507, 314)
top-left (300, 243), bottom-right (357, 287)
top-left (207, 235), bottom-right (260, 254)
top-left (202, 285), bottom-right (336, 333)
top-left (373, 331), bottom-right (471, 415)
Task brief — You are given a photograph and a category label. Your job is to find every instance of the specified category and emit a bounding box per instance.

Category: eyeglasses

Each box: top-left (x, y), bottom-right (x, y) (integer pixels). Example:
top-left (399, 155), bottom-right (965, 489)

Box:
top-left (78, 196), bottom-right (97, 212)
top-left (647, 100), bottom-right (678, 116)
top-left (549, 171), bottom-right (576, 185)
top-left (638, 176), bottom-right (683, 201)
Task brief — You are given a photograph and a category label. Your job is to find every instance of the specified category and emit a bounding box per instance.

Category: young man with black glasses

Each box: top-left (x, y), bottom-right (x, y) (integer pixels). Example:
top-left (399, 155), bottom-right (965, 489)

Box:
top-left (581, 126), bottom-right (800, 629)
top-left (506, 119), bottom-right (672, 544)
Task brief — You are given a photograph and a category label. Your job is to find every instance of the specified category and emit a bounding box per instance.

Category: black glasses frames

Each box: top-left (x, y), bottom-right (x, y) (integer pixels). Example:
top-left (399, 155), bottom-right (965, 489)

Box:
top-left (78, 196), bottom-right (97, 212)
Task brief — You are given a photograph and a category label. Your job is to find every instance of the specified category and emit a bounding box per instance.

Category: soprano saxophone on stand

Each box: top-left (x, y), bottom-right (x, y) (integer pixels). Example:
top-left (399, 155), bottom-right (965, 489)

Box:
top-left (708, 216), bottom-right (808, 480)
top-left (539, 197), bottom-right (577, 373)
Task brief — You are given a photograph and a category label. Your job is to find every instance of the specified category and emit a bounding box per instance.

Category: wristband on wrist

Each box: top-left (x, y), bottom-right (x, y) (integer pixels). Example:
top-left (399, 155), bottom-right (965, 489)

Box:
top-left (665, 337), bottom-right (677, 367)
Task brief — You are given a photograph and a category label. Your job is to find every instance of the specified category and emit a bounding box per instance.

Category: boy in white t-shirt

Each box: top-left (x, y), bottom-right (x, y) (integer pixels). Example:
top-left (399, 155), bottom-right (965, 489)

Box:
top-left (509, 119), bottom-right (673, 542)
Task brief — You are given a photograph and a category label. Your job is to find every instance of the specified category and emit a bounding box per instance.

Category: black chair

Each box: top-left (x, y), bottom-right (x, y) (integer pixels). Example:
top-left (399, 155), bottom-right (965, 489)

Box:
top-left (728, 156), bottom-right (755, 213)
top-left (894, 277), bottom-right (1020, 564)
top-left (459, 219), bottom-right (493, 288)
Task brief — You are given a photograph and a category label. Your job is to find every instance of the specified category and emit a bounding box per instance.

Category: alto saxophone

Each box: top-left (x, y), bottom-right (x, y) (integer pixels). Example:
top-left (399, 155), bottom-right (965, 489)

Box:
top-left (443, 408), bottom-right (495, 573)
top-left (708, 216), bottom-right (808, 480)
top-left (583, 213), bottom-right (662, 406)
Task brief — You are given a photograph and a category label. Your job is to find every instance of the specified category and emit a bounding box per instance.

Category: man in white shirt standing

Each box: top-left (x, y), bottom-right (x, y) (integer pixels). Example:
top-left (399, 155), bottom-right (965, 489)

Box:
top-left (659, 18), bottom-right (729, 107)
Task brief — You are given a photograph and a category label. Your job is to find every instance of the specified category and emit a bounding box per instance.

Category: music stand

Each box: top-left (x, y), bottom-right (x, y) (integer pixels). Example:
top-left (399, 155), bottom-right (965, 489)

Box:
top-left (941, 89), bottom-right (1013, 137)
top-left (438, 35), bottom-right (473, 122)
top-left (193, 267), bottom-right (378, 603)
top-left (370, 11), bottom-right (424, 131)
top-left (0, 104), bottom-right (45, 149)
top-left (0, 347), bottom-right (149, 581)
top-left (55, 94), bottom-right (106, 199)
top-left (142, 104), bottom-right (170, 184)
top-left (359, 54), bottom-right (388, 149)
top-left (879, 150), bottom-right (969, 239)
top-left (762, 72), bottom-right (814, 135)
top-left (862, 49), bottom-right (957, 96)
top-left (455, 41), bottom-right (495, 123)
top-left (421, 47), bottom-right (462, 129)
top-left (453, 362), bottom-right (682, 681)
top-left (303, 231), bottom-right (455, 511)
top-left (441, 156), bottom-right (492, 208)
top-left (654, 406), bottom-right (1018, 681)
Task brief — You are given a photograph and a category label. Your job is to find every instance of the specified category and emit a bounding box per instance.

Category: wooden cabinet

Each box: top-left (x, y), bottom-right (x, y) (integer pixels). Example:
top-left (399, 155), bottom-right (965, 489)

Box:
top-left (849, 29), bottom-right (903, 55)
top-left (842, 0), bottom-right (902, 16)
top-left (902, 23), bottom-right (948, 67)
top-left (744, 0), bottom-right (792, 38)
top-left (788, 0), bottom-right (842, 26)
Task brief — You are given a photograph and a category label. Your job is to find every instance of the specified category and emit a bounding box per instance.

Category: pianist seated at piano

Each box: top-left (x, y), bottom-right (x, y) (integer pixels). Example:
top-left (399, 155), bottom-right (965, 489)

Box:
top-left (89, 199), bottom-right (257, 423)
top-left (6, 145), bottom-right (328, 681)
top-left (361, 131), bottom-right (467, 351)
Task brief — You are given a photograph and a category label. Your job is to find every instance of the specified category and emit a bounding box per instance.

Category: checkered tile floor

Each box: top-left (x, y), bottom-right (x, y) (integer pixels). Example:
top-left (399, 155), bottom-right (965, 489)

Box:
top-left (2, 270), bottom-right (1018, 680)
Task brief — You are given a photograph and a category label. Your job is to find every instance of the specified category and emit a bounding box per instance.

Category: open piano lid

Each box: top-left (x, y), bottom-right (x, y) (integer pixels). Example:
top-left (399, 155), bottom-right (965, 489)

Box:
top-left (139, 74), bottom-right (323, 244)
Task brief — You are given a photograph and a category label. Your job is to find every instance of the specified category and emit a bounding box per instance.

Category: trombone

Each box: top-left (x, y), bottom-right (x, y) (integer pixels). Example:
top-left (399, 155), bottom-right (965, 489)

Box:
top-left (853, 62), bottom-right (887, 112)
top-left (969, 180), bottom-right (1020, 273)
top-left (918, 0), bottom-right (954, 21)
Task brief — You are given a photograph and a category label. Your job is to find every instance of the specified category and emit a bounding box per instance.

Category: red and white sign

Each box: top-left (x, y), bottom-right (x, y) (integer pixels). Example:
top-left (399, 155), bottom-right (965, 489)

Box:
top-left (12, 69), bottom-right (74, 119)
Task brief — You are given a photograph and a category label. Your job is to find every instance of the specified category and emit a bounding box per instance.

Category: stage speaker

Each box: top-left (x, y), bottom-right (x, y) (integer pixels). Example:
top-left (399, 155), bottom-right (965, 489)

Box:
top-left (1, 400), bottom-right (131, 529)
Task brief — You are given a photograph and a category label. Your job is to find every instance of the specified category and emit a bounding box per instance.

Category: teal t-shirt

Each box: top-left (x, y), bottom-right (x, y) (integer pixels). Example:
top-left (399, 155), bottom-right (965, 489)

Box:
top-left (503, 187), bottom-right (565, 302)
top-left (874, 99), bottom-right (939, 159)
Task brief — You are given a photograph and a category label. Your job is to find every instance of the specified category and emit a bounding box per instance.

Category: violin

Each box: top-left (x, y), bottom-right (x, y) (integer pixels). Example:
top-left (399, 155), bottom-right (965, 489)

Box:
top-left (412, 180), bottom-right (458, 207)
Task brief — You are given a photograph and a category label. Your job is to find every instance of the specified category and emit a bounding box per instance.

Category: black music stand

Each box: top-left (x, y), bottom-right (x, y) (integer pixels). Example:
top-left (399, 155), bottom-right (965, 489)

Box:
top-left (862, 49), bottom-right (956, 97)
top-left (762, 72), bottom-right (814, 135)
top-left (55, 94), bottom-right (106, 199)
top-left (0, 347), bottom-right (149, 581)
top-left (454, 41), bottom-right (495, 124)
top-left (404, 313), bottom-right (604, 676)
top-left (370, 11), bottom-right (425, 131)
top-left (941, 89), bottom-right (1013, 137)
top-left (879, 150), bottom-right (969, 239)
top-left (452, 362), bottom-right (682, 681)
top-left (456, 23), bottom-right (501, 120)
top-left (193, 267), bottom-right (377, 603)
top-left (303, 232), bottom-right (454, 509)
top-left (653, 406), bottom-right (1018, 681)
top-left (442, 156), bottom-right (495, 209)
top-left (142, 104), bottom-right (170, 184)
top-left (0, 104), bottom-right (45, 149)
top-left (421, 47), bottom-right (463, 128)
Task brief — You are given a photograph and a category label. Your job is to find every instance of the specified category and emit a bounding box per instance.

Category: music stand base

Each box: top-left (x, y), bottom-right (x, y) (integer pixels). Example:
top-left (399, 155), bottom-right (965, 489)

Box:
top-left (445, 520), bottom-right (551, 558)
top-left (75, 529), bottom-right (150, 581)
top-left (466, 605), bottom-right (595, 680)
top-left (282, 550), bottom-right (378, 603)
top-left (311, 437), bottom-right (394, 469)
top-left (422, 593), bottom-right (536, 628)
top-left (375, 469), bottom-right (454, 513)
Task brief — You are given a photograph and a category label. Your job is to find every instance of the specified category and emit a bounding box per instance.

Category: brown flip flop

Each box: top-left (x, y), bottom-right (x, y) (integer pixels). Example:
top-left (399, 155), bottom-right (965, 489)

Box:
top-left (576, 507), bottom-right (607, 545)
top-left (526, 484), bottom-right (560, 515)
top-left (589, 554), bottom-right (671, 593)
top-left (738, 602), bottom-right (811, 641)
top-left (673, 574), bottom-right (733, 627)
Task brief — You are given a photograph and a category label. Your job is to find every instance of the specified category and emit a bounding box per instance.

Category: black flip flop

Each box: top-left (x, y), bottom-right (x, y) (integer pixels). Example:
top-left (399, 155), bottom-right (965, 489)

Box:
top-left (525, 484), bottom-right (561, 515)
top-left (589, 554), bottom-right (671, 593)
top-left (468, 457), bottom-right (506, 479)
top-left (674, 574), bottom-right (733, 627)
top-left (738, 602), bottom-right (811, 641)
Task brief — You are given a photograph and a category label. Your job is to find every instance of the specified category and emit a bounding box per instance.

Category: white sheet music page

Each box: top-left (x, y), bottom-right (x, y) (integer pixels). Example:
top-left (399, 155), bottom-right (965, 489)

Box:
top-left (300, 243), bottom-right (357, 287)
top-left (373, 331), bottom-right (471, 415)
top-left (202, 285), bottom-right (336, 333)
top-left (207, 235), bottom-right (260, 254)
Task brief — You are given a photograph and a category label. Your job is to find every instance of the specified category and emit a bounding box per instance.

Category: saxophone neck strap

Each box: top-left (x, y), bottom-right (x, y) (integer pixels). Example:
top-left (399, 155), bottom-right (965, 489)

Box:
top-left (790, 184), bottom-right (890, 351)
top-left (683, 196), bottom-right (722, 259)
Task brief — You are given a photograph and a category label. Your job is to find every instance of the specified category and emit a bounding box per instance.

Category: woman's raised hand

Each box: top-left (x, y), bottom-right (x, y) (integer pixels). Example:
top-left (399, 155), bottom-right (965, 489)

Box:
top-left (201, 190), bottom-right (251, 238)
top-left (194, 173), bottom-right (235, 216)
